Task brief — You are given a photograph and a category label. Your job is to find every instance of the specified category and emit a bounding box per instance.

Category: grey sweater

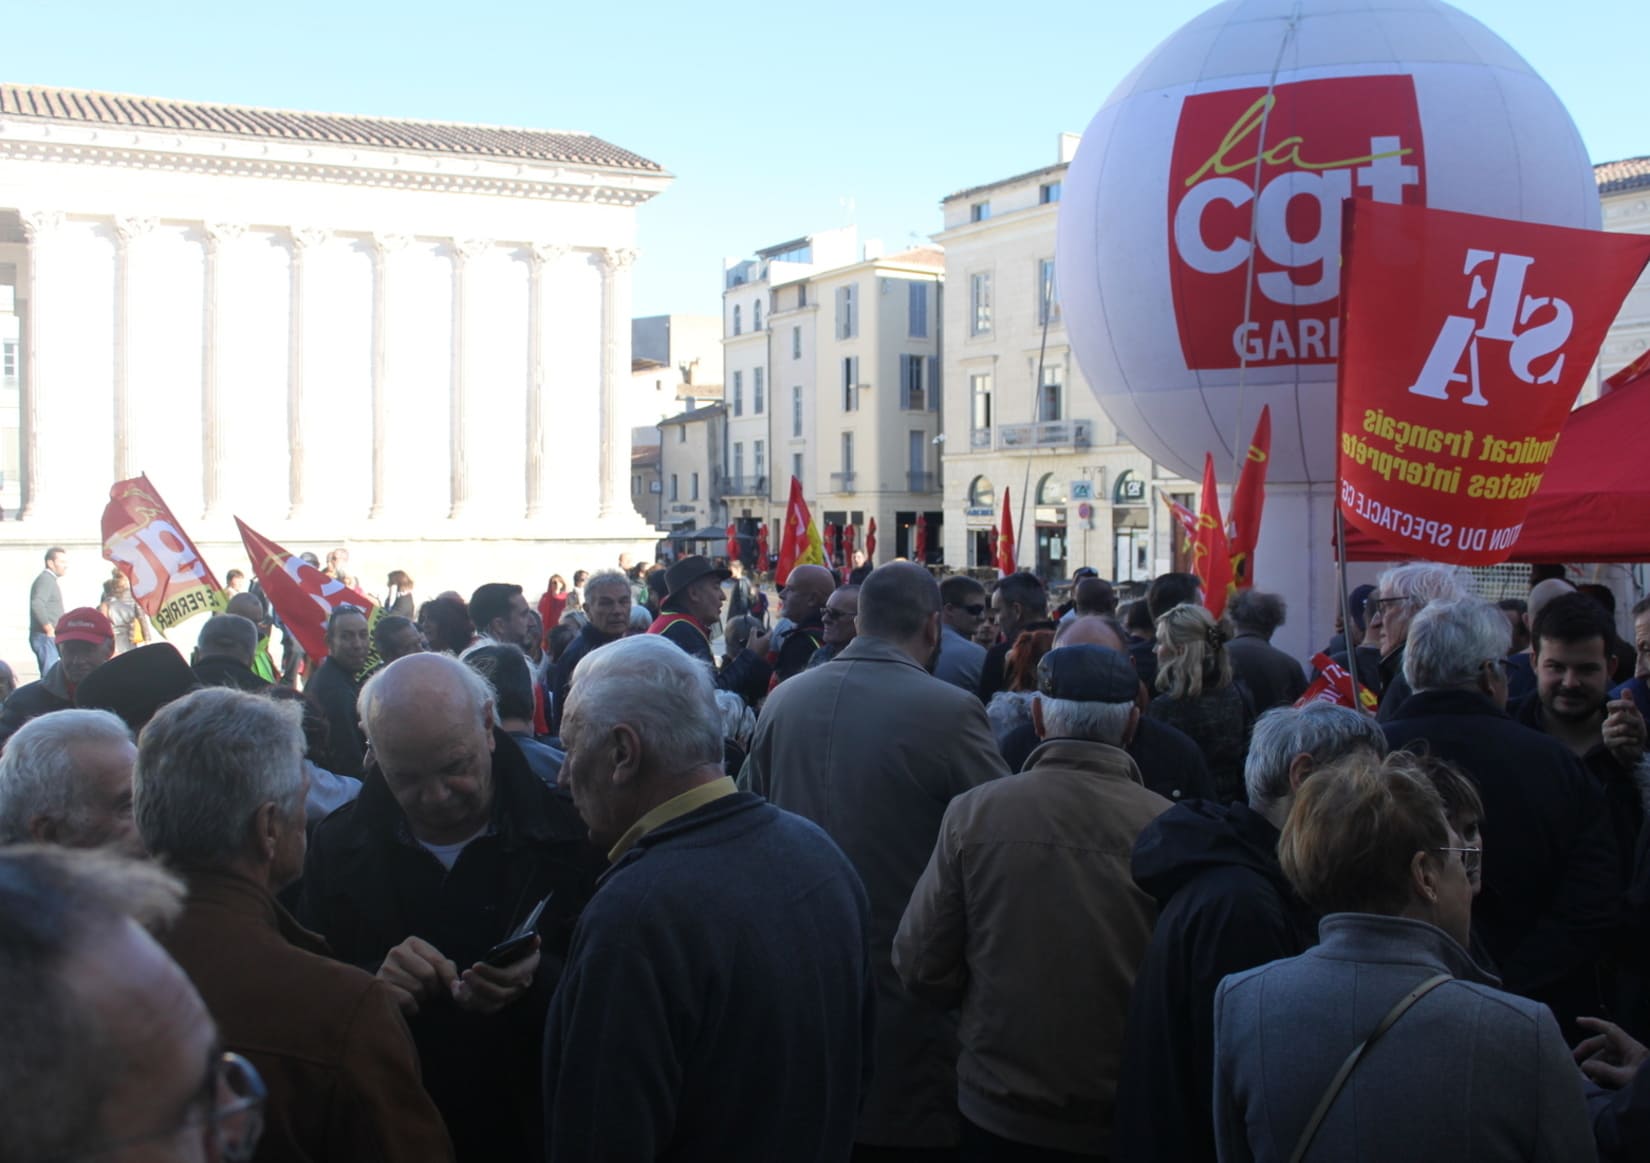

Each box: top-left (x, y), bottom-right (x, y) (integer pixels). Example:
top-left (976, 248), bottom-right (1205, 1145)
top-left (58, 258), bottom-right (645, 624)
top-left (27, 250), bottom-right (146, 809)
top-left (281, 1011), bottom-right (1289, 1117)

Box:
top-left (1214, 913), bottom-right (1595, 1162)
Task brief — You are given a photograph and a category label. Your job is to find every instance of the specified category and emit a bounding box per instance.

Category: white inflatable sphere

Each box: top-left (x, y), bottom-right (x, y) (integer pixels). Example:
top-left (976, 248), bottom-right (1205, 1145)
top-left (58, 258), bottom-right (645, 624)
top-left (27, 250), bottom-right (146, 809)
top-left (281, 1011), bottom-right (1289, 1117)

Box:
top-left (1056, 0), bottom-right (1600, 484)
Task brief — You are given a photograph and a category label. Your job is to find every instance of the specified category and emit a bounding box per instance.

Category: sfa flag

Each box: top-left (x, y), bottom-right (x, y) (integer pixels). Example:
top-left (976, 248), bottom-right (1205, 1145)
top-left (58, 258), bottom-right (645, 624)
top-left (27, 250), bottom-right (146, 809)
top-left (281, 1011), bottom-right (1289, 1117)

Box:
top-left (1336, 200), bottom-right (1650, 565)
top-left (101, 475), bottom-right (226, 632)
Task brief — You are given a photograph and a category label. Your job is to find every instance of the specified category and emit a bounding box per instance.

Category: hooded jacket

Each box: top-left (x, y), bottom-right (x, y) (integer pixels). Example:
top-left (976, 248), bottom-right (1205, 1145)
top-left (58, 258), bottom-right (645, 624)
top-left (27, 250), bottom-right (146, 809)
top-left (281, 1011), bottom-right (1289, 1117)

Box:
top-left (1112, 800), bottom-right (1316, 1163)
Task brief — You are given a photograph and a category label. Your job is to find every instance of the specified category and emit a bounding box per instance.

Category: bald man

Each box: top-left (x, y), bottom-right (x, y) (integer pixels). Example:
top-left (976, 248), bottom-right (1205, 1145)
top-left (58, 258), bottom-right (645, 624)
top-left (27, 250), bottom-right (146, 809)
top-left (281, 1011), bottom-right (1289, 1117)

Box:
top-left (996, 616), bottom-right (1216, 803)
top-left (774, 564), bottom-right (837, 687)
top-left (225, 591), bottom-right (279, 684)
top-left (298, 652), bottom-right (602, 1162)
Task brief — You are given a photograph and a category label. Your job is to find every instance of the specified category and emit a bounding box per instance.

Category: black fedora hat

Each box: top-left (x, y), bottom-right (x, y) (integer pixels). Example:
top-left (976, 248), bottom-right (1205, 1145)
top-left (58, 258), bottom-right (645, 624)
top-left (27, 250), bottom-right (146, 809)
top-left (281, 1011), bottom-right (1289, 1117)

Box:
top-left (665, 555), bottom-right (731, 598)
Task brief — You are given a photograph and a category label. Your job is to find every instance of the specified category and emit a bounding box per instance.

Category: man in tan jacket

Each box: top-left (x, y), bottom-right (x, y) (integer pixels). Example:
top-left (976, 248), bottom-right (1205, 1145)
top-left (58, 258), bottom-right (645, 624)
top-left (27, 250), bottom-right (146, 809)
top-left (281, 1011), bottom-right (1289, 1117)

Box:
top-left (895, 645), bottom-right (1170, 1160)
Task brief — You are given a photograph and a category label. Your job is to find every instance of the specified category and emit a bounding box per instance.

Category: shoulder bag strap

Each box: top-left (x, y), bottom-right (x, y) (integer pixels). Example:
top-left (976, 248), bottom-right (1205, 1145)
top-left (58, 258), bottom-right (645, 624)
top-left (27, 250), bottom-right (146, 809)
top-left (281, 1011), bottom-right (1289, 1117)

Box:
top-left (1288, 973), bottom-right (1452, 1163)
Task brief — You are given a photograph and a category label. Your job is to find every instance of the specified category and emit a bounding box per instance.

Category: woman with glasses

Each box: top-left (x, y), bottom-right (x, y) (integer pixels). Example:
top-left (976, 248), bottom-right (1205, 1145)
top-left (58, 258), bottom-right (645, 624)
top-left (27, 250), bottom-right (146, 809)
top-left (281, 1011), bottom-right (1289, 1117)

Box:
top-left (1212, 750), bottom-right (1592, 1162)
top-left (1146, 603), bottom-right (1254, 804)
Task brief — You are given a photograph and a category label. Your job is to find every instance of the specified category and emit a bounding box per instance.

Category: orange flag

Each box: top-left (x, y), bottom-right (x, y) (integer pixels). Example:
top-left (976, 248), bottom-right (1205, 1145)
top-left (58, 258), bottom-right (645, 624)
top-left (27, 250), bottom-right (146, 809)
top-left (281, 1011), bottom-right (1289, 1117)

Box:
top-left (1226, 406), bottom-right (1271, 593)
top-left (1192, 453), bottom-right (1233, 618)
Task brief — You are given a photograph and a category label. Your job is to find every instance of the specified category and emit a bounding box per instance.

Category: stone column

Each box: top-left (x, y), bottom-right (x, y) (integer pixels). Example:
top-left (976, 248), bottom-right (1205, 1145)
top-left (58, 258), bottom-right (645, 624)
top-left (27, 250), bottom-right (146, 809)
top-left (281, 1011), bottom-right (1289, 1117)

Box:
top-left (524, 243), bottom-right (567, 520)
top-left (368, 234), bottom-right (410, 520)
top-left (201, 222), bottom-right (243, 518)
top-left (597, 248), bottom-right (639, 520)
top-left (448, 238), bottom-right (490, 520)
top-left (111, 217), bottom-right (157, 483)
top-left (286, 227), bottom-right (328, 519)
top-left (17, 210), bottom-right (63, 521)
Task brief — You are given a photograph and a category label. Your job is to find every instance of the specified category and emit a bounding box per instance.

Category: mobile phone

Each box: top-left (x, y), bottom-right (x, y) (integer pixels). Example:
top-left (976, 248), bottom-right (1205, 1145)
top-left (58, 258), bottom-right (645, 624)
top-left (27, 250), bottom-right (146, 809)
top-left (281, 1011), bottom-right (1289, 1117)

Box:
top-left (482, 892), bottom-right (552, 967)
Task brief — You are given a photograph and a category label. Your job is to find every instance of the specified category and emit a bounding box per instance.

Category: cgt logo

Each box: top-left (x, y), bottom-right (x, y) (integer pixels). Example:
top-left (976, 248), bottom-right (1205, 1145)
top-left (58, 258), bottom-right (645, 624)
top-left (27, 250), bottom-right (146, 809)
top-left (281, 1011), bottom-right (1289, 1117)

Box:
top-left (1168, 75), bottom-right (1426, 369)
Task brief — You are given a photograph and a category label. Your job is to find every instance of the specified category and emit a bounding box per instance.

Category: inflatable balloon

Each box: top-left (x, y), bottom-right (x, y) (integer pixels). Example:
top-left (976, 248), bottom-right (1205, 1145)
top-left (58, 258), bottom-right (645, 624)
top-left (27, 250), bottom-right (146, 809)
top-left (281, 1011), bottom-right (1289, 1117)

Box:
top-left (1057, 0), bottom-right (1601, 486)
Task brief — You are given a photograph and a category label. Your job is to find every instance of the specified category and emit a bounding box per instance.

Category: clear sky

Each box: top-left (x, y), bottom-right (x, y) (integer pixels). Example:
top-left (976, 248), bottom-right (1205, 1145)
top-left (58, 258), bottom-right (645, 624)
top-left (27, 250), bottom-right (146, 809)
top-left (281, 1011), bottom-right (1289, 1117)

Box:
top-left (8, 0), bottom-right (1642, 317)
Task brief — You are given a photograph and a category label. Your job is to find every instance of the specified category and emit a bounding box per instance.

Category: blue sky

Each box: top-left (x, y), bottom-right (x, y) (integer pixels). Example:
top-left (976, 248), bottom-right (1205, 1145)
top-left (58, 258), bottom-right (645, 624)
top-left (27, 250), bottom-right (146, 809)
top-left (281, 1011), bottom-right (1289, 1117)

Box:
top-left (9, 0), bottom-right (1642, 317)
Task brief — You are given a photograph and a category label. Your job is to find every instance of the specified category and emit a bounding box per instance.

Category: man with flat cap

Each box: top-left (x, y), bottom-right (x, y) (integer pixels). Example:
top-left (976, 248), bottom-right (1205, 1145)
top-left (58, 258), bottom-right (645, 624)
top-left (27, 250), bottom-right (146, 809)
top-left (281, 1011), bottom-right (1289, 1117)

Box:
top-left (894, 644), bottom-right (1171, 1160)
top-left (648, 555), bottom-right (772, 705)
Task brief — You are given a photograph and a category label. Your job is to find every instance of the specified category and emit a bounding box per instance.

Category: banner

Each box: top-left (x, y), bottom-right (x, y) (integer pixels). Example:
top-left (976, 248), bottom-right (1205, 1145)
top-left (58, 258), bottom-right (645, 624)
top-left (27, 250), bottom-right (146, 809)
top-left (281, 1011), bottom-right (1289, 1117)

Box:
top-left (236, 518), bottom-right (378, 661)
top-left (1295, 652), bottom-right (1378, 713)
top-left (1190, 454), bottom-right (1234, 618)
top-left (1226, 406), bottom-right (1271, 591)
top-left (1337, 199), bottom-right (1650, 564)
top-left (101, 475), bottom-right (227, 632)
top-left (774, 477), bottom-right (824, 586)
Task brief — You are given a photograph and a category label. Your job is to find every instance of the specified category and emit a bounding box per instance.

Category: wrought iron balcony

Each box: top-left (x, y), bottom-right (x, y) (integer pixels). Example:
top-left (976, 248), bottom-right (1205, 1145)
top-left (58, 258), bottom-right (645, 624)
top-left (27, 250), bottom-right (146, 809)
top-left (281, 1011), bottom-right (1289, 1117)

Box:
top-left (830, 472), bottom-right (857, 494)
top-left (722, 475), bottom-right (768, 496)
top-left (996, 419), bottom-right (1092, 451)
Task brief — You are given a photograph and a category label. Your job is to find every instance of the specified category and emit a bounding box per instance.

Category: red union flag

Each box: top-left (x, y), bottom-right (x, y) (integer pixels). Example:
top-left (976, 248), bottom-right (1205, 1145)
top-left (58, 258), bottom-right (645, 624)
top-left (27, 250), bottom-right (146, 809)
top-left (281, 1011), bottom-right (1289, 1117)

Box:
top-left (1169, 75), bottom-right (1426, 370)
top-left (102, 476), bottom-right (227, 632)
top-left (1337, 200), bottom-right (1650, 565)
top-left (1295, 653), bottom-right (1377, 713)
top-left (236, 518), bottom-right (378, 660)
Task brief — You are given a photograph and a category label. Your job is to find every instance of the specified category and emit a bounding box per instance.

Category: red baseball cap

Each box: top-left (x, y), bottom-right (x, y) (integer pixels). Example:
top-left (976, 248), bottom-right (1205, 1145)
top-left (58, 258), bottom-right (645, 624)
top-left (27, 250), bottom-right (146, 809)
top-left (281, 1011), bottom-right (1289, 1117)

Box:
top-left (56, 607), bottom-right (114, 645)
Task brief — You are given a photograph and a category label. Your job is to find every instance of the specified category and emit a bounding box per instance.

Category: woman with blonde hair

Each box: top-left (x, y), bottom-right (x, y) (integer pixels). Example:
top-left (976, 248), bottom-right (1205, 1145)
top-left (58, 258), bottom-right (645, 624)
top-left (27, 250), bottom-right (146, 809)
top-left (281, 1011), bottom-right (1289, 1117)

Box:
top-left (1146, 602), bottom-right (1253, 802)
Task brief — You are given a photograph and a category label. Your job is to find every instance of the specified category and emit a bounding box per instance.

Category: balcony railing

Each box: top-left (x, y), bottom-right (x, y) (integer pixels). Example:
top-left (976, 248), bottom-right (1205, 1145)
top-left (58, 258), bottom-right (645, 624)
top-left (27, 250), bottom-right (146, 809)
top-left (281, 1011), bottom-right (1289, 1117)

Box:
top-left (723, 475), bottom-right (768, 496)
top-left (830, 472), bottom-right (857, 494)
top-left (907, 471), bottom-right (938, 493)
top-left (970, 428), bottom-right (993, 450)
top-left (996, 419), bottom-right (1092, 451)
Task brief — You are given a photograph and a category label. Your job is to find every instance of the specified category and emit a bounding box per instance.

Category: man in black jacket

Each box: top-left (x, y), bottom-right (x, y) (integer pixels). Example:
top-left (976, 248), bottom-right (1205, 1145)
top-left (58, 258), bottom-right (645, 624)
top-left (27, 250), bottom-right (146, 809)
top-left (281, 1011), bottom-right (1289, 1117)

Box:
top-left (978, 571), bottom-right (1051, 702)
top-left (648, 556), bottom-right (771, 706)
top-left (1366, 562), bottom-right (1469, 722)
top-left (298, 652), bottom-right (601, 1162)
top-left (773, 564), bottom-right (834, 686)
top-left (1383, 595), bottom-right (1620, 1038)
top-left (190, 613), bottom-right (270, 692)
top-left (1112, 702), bottom-right (1385, 1163)
top-left (1224, 590), bottom-right (1307, 711)
top-left (304, 606), bottom-right (374, 777)
top-left (547, 571), bottom-right (631, 737)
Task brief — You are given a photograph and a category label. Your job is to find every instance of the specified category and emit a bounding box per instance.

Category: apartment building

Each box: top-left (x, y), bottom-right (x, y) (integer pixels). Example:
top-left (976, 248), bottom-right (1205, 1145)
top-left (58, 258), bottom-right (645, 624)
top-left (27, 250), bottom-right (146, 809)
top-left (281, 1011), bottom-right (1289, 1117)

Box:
top-left (656, 403), bottom-right (726, 551)
top-left (936, 136), bottom-right (1191, 583)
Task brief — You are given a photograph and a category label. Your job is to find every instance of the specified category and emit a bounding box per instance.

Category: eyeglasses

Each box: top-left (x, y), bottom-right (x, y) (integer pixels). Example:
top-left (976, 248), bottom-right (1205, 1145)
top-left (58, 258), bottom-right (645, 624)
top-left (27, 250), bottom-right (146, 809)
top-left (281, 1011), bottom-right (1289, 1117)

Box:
top-left (1365, 596), bottom-right (1410, 616)
top-left (821, 608), bottom-right (856, 621)
top-left (1432, 846), bottom-right (1482, 876)
top-left (956, 603), bottom-right (987, 617)
top-left (57, 1051), bottom-right (266, 1162)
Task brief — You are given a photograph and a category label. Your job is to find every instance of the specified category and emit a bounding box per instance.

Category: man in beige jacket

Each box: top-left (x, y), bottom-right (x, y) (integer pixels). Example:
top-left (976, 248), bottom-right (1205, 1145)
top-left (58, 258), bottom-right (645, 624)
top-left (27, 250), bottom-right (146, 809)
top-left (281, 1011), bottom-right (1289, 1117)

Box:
top-left (895, 644), bottom-right (1170, 1160)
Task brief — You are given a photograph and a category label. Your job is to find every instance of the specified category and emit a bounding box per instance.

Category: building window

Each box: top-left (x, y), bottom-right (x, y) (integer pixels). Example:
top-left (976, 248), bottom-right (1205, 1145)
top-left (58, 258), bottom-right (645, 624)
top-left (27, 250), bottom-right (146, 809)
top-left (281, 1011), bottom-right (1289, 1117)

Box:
top-left (1038, 362), bottom-right (1064, 423)
top-left (1040, 181), bottom-right (1062, 204)
top-left (968, 474), bottom-right (995, 507)
top-left (732, 370), bottom-right (744, 417)
top-left (753, 367), bottom-right (765, 413)
top-left (971, 272), bottom-right (992, 336)
top-left (970, 201), bottom-right (991, 222)
top-left (899, 354), bottom-right (925, 411)
top-left (670, 474), bottom-right (679, 501)
top-left (732, 305), bottom-right (742, 336)
top-left (842, 356), bottom-right (860, 412)
top-left (841, 431), bottom-right (855, 474)
top-left (754, 439), bottom-right (766, 480)
top-left (792, 452), bottom-right (803, 483)
top-left (733, 442), bottom-right (745, 485)
top-left (1, 342), bottom-right (15, 379)
top-left (797, 284), bottom-right (807, 308)
top-left (908, 281), bottom-right (928, 339)
top-left (678, 425), bottom-right (687, 443)
top-left (792, 326), bottom-right (802, 359)
top-left (836, 284), bottom-right (858, 340)
top-left (1038, 259), bottom-right (1061, 326)
top-left (908, 430), bottom-right (926, 474)
top-left (792, 386), bottom-right (803, 438)
top-left (691, 472), bottom-right (700, 501)
top-left (971, 372), bottom-right (993, 432)
top-left (753, 300), bottom-right (763, 331)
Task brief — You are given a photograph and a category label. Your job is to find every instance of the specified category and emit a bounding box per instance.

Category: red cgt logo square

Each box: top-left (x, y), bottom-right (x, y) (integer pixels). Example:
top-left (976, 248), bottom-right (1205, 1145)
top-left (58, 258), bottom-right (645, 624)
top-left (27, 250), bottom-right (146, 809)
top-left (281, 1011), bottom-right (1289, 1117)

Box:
top-left (1167, 75), bottom-right (1427, 370)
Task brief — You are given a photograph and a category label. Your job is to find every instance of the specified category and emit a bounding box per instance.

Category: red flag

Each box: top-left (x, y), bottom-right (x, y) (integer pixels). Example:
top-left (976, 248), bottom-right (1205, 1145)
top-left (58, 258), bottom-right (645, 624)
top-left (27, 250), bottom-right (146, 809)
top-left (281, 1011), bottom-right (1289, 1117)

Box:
top-left (986, 527), bottom-right (999, 570)
top-left (1295, 652), bottom-right (1377, 713)
top-left (1336, 199), bottom-right (1650, 565)
top-left (914, 514), bottom-right (928, 564)
top-left (1190, 454), bottom-right (1234, 618)
top-left (1163, 492), bottom-right (1200, 550)
top-left (1226, 406), bottom-right (1271, 593)
top-left (775, 477), bottom-right (824, 585)
top-left (236, 518), bottom-right (378, 661)
top-left (823, 521), bottom-right (839, 566)
top-left (758, 522), bottom-right (770, 569)
top-left (101, 475), bottom-right (226, 632)
top-left (1604, 349), bottom-right (1650, 397)
top-left (866, 517), bottom-right (878, 562)
top-left (725, 522), bottom-right (739, 563)
top-left (997, 487), bottom-right (1016, 575)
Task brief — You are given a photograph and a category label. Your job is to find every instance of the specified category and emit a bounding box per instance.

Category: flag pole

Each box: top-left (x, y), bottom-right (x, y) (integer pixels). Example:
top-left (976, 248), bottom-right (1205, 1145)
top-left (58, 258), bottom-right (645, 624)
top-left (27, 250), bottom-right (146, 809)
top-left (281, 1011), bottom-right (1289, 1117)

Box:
top-left (1332, 501), bottom-right (1372, 714)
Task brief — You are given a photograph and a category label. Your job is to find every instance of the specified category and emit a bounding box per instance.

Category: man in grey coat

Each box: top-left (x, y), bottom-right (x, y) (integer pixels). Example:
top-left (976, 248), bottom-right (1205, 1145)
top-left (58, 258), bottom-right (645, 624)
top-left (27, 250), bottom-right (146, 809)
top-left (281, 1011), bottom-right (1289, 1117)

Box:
top-left (747, 562), bottom-right (1009, 1157)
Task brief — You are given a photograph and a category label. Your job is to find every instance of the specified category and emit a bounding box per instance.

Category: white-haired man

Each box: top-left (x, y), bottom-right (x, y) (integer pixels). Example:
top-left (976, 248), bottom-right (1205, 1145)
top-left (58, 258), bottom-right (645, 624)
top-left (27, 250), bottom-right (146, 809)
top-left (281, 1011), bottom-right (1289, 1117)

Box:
top-left (0, 708), bottom-right (141, 856)
top-left (1365, 562), bottom-right (1470, 721)
top-left (137, 687), bottom-right (452, 1161)
top-left (297, 652), bottom-right (599, 1162)
top-left (895, 645), bottom-right (1170, 1158)
top-left (1384, 595), bottom-right (1619, 1038)
top-left (546, 635), bottom-right (873, 1161)
top-left (1115, 702), bottom-right (1387, 1162)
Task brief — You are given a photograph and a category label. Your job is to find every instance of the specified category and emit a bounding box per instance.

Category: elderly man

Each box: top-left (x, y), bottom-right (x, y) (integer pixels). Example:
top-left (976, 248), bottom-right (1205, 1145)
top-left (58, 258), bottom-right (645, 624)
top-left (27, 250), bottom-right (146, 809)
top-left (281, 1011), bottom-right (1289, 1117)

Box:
top-left (650, 555), bottom-right (772, 705)
top-left (464, 644), bottom-right (564, 787)
top-left (136, 688), bottom-right (452, 1161)
top-left (934, 574), bottom-right (989, 692)
top-left (774, 563), bottom-right (836, 684)
top-left (809, 584), bottom-right (860, 668)
top-left (548, 569), bottom-right (632, 737)
top-left (1365, 562), bottom-right (1470, 721)
top-left (545, 635), bottom-right (873, 1160)
top-left (0, 606), bottom-right (116, 749)
top-left (191, 613), bottom-right (270, 692)
top-left (307, 605), bottom-right (374, 777)
top-left (1224, 590), bottom-right (1307, 711)
top-left (895, 645), bottom-right (1171, 1159)
top-left (0, 846), bottom-right (272, 1161)
top-left (0, 708), bottom-right (141, 855)
top-left (298, 652), bottom-right (599, 1161)
top-left (372, 614), bottom-right (427, 665)
top-left (1114, 703), bottom-right (1387, 1163)
top-left (466, 582), bottom-right (532, 653)
top-left (747, 561), bottom-right (1008, 1155)
top-left (1383, 596), bottom-right (1619, 1037)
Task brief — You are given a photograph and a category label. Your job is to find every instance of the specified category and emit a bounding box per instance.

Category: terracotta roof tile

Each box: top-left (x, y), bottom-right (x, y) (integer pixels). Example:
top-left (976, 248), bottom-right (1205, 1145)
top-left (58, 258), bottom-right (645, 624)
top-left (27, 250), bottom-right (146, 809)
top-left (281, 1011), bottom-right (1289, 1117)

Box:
top-left (0, 83), bottom-right (662, 172)
top-left (1597, 157), bottom-right (1650, 196)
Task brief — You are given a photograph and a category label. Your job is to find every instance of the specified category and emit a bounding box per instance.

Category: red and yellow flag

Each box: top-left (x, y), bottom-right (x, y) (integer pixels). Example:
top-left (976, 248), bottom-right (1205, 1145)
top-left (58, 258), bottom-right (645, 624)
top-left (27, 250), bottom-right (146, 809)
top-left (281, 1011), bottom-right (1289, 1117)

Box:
top-left (101, 475), bottom-right (227, 632)
top-left (774, 476), bottom-right (824, 586)
top-left (1226, 407), bottom-right (1270, 593)
top-left (997, 486), bottom-right (1017, 575)
top-left (236, 518), bottom-right (378, 661)
top-left (1191, 454), bottom-right (1234, 618)
top-left (1295, 652), bottom-right (1378, 713)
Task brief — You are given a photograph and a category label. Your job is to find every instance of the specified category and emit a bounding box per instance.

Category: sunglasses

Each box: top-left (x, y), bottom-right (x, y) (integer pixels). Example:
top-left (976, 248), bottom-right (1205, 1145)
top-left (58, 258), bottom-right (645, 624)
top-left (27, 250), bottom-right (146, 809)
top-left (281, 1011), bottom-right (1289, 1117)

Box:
top-left (953, 603), bottom-right (986, 616)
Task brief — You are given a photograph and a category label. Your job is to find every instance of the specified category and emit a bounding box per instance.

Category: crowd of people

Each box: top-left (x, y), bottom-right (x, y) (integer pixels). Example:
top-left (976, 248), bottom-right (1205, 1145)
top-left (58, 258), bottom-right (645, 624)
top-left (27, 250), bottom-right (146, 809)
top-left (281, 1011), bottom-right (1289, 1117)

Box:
top-left (2, 542), bottom-right (1649, 1162)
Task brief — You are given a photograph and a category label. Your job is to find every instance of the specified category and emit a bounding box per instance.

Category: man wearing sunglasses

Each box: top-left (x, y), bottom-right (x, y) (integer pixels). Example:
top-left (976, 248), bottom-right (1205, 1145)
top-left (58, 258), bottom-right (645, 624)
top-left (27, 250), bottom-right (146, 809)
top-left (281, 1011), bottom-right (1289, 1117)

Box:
top-left (934, 574), bottom-right (989, 692)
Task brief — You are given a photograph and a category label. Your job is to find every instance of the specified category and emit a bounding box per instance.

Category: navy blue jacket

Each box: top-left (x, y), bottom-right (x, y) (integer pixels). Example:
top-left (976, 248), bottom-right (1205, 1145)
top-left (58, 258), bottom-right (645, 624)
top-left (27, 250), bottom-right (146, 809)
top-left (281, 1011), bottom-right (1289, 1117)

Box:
top-left (543, 791), bottom-right (874, 1162)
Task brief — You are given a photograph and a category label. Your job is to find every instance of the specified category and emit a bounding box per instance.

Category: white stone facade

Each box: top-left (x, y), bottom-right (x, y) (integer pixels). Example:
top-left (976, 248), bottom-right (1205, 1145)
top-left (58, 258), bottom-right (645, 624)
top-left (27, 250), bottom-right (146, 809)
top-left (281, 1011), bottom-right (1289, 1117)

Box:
top-left (1598, 159), bottom-right (1650, 398)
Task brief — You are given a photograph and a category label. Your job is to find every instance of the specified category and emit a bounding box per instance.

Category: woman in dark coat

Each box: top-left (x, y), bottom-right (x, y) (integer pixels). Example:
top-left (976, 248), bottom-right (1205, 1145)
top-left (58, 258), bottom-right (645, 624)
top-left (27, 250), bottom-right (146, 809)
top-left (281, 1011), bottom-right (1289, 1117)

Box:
top-left (1145, 603), bottom-right (1253, 803)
